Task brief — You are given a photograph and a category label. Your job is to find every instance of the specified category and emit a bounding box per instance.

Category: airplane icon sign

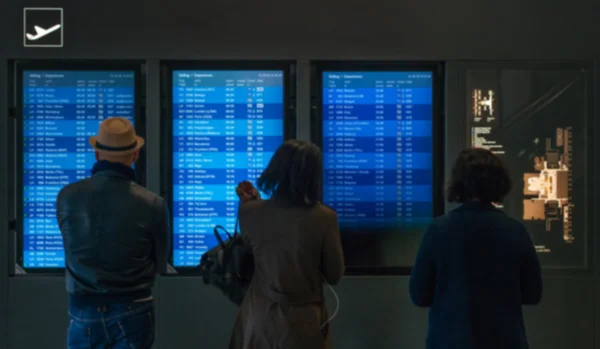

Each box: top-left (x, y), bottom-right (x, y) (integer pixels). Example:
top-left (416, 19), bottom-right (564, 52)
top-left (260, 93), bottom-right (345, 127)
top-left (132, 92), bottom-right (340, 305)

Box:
top-left (23, 7), bottom-right (64, 47)
top-left (26, 24), bottom-right (61, 41)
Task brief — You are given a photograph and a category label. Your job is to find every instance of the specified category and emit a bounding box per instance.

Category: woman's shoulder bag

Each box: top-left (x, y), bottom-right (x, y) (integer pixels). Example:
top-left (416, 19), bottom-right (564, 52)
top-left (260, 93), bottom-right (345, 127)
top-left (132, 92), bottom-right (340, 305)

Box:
top-left (198, 219), bottom-right (254, 306)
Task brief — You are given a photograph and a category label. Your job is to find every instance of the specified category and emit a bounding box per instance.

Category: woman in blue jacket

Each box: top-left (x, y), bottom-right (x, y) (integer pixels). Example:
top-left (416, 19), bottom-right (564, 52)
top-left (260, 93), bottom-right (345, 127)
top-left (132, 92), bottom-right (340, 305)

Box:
top-left (410, 148), bottom-right (543, 349)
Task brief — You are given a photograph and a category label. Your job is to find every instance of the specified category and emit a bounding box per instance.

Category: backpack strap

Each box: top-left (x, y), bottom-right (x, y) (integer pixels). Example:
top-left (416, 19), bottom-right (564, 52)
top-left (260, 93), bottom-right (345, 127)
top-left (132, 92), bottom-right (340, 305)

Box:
top-left (213, 225), bottom-right (233, 248)
top-left (214, 201), bottom-right (242, 246)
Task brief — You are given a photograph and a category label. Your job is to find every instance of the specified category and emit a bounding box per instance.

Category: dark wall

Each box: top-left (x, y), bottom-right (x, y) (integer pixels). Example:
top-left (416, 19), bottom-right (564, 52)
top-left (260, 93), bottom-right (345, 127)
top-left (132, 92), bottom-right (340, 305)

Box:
top-left (3, 0), bottom-right (600, 60)
top-left (1, 1), bottom-right (599, 348)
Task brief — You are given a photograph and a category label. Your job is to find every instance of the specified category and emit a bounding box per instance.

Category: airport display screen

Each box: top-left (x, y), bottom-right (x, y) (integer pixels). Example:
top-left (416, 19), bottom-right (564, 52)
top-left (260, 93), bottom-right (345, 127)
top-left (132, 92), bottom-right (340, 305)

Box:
top-left (172, 70), bottom-right (284, 267)
top-left (22, 70), bottom-right (136, 268)
top-left (467, 67), bottom-right (588, 268)
top-left (321, 71), bottom-right (434, 268)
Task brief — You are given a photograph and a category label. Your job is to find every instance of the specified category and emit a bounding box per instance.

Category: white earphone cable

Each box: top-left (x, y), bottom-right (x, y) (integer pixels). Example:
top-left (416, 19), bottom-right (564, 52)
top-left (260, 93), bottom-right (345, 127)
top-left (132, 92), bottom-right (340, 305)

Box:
top-left (320, 276), bottom-right (340, 330)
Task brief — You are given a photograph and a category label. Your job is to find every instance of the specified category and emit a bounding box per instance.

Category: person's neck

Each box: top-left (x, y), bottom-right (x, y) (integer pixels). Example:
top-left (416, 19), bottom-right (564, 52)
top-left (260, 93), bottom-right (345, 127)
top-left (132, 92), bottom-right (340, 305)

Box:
top-left (91, 160), bottom-right (136, 181)
top-left (98, 158), bottom-right (133, 167)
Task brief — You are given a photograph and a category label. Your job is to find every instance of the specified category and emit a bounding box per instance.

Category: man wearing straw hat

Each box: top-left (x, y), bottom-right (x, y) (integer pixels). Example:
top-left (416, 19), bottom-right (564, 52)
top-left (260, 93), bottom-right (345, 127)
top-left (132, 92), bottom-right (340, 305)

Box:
top-left (56, 117), bottom-right (169, 349)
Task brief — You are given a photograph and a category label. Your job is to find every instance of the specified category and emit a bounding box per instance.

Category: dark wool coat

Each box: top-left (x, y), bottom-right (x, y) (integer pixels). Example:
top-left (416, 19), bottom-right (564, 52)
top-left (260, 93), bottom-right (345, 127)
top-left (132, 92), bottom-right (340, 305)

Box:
top-left (409, 201), bottom-right (543, 349)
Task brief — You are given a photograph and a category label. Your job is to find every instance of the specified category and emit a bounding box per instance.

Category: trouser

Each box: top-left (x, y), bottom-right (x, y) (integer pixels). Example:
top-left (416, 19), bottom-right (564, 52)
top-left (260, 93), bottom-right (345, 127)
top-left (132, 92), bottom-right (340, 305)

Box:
top-left (67, 300), bottom-right (155, 349)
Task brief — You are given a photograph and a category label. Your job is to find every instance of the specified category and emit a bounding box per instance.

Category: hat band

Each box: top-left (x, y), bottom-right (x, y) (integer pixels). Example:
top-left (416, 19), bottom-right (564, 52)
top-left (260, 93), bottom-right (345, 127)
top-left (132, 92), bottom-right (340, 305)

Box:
top-left (95, 139), bottom-right (138, 152)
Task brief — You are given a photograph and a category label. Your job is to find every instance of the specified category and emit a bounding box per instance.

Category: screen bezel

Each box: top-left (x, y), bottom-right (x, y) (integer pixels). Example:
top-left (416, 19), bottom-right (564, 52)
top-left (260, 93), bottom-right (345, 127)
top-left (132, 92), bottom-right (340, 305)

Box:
top-left (160, 60), bottom-right (297, 274)
top-left (14, 61), bottom-right (146, 274)
top-left (311, 61), bottom-right (445, 276)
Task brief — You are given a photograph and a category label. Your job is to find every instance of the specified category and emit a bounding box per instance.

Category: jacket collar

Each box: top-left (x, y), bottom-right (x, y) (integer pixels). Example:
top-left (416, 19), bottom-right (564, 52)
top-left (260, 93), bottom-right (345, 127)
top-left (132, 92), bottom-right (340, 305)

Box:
top-left (91, 160), bottom-right (136, 181)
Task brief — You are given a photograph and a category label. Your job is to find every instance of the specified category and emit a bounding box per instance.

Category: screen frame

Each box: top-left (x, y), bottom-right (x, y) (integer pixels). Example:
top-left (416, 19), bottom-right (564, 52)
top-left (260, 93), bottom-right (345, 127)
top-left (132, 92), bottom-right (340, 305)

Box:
top-left (14, 60), bottom-right (146, 274)
top-left (310, 61), bottom-right (445, 276)
top-left (160, 60), bottom-right (297, 274)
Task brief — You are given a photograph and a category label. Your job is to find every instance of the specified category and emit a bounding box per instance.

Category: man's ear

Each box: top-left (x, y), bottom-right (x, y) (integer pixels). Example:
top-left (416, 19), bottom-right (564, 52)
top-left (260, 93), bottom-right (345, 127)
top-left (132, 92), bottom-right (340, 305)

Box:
top-left (132, 151), bottom-right (139, 162)
top-left (94, 151), bottom-right (100, 161)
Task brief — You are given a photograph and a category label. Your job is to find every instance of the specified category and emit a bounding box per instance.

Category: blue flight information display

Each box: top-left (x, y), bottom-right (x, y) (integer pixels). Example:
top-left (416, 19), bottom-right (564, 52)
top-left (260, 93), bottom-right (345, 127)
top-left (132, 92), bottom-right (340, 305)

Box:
top-left (172, 70), bottom-right (284, 267)
top-left (22, 70), bottom-right (136, 268)
top-left (322, 71), bottom-right (434, 233)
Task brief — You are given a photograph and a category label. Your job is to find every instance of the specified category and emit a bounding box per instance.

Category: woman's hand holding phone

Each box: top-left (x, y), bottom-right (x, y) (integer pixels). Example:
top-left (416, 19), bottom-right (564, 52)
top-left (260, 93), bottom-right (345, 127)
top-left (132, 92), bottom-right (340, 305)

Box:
top-left (236, 181), bottom-right (261, 203)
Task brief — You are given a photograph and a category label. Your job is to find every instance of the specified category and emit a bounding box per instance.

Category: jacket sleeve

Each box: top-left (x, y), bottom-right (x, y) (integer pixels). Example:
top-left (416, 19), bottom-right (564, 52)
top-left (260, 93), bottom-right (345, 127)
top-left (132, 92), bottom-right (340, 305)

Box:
top-left (520, 226), bottom-right (543, 305)
top-left (238, 202), bottom-right (251, 245)
top-left (152, 197), bottom-right (171, 274)
top-left (409, 224), bottom-right (437, 307)
top-left (55, 188), bottom-right (69, 244)
top-left (321, 210), bottom-right (345, 285)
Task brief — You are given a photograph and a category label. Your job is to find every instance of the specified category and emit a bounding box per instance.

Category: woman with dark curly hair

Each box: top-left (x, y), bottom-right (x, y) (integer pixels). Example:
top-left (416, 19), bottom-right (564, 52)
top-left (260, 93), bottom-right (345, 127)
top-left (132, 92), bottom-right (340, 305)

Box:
top-left (409, 148), bottom-right (543, 349)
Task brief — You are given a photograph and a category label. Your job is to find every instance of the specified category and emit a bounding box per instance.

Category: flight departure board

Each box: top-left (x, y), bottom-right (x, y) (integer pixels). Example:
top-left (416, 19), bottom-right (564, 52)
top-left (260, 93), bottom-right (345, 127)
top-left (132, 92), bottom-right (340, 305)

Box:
top-left (171, 70), bottom-right (285, 267)
top-left (321, 70), bottom-right (436, 269)
top-left (21, 69), bottom-right (136, 269)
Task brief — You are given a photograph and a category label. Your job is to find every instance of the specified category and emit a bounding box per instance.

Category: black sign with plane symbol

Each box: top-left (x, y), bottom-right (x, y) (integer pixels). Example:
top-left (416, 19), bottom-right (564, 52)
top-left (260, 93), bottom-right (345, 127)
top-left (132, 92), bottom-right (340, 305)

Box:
top-left (23, 8), bottom-right (63, 47)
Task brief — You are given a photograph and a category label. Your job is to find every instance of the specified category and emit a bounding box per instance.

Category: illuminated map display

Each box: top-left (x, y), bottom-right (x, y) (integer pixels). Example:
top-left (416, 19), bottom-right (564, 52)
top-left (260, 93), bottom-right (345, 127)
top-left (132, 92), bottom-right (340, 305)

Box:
top-left (467, 67), bottom-right (589, 268)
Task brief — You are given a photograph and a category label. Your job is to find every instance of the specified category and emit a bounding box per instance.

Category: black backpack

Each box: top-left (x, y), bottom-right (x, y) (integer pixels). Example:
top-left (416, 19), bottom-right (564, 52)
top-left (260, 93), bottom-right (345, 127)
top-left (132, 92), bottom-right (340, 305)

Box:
top-left (198, 220), bottom-right (254, 306)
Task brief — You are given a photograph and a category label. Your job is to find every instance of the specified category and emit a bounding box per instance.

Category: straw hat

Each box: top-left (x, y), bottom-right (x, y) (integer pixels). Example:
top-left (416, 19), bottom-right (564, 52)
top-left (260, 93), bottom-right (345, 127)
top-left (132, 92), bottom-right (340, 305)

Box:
top-left (88, 117), bottom-right (145, 155)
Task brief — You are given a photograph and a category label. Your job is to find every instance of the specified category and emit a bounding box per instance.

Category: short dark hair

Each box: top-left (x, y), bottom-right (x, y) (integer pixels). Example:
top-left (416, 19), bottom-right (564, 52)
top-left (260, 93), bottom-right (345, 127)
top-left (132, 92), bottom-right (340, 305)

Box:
top-left (257, 140), bottom-right (322, 206)
top-left (446, 148), bottom-right (512, 203)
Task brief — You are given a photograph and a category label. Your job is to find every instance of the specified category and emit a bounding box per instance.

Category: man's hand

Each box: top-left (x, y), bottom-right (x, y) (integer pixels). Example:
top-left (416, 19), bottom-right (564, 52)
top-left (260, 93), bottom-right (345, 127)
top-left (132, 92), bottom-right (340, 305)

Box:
top-left (236, 181), bottom-right (261, 203)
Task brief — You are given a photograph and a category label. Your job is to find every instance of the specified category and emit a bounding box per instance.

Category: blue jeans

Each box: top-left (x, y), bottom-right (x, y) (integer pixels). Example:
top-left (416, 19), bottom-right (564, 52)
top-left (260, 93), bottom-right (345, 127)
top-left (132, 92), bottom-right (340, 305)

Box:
top-left (67, 300), bottom-right (155, 349)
